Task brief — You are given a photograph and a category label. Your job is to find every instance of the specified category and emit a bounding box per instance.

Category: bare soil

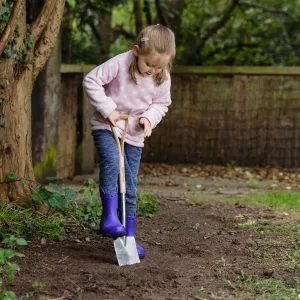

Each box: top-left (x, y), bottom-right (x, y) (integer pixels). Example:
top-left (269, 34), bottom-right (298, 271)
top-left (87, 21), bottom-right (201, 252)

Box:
top-left (13, 164), bottom-right (300, 300)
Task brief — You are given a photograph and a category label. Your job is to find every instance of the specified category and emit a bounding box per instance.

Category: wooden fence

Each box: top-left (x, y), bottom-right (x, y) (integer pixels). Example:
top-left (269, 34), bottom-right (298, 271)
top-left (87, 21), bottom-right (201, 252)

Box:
top-left (57, 65), bottom-right (300, 178)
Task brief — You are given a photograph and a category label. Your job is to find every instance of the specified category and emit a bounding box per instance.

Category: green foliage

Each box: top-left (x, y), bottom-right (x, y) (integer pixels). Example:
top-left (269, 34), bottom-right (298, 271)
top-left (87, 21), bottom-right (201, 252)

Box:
top-left (25, 280), bottom-right (45, 298)
top-left (0, 2), bottom-right (32, 63)
top-left (0, 201), bottom-right (64, 238)
top-left (137, 190), bottom-right (158, 216)
top-left (63, 0), bottom-right (300, 66)
top-left (0, 1), bottom-right (11, 23)
top-left (2, 25), bottom-right (19, 58)
top-left (1, 177), bottom-right (101, 237)
top-left (24, 25), bottom-right (33, 50)
top-left (6, 173), bottom-right (18, 180)
top-left (69, 178), bottom-right (102, 224)
top-left (0, 235), bottom-right (27, 300)
top-left (32, 182), bottom-right (77, 212)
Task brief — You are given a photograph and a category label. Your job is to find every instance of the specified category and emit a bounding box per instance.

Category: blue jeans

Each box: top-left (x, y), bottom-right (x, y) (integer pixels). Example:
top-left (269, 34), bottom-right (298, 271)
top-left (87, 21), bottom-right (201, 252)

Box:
top-left (92, 129), bottom-right (142, 217)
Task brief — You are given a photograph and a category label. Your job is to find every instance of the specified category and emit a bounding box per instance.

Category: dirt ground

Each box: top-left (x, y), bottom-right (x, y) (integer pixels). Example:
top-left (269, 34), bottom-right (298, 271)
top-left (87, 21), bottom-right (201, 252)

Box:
top-left (13, 164), bottom-right (300, 300)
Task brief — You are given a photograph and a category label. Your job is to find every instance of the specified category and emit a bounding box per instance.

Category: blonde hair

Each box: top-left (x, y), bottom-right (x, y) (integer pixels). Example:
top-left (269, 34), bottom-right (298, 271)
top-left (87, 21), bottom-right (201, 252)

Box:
top-left (129, 24), bottom-right (176, 86)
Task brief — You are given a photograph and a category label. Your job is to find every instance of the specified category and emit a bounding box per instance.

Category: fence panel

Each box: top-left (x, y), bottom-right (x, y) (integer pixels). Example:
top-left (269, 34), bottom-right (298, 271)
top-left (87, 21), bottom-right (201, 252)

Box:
top-left (60, 65), bottom-right (300, 172)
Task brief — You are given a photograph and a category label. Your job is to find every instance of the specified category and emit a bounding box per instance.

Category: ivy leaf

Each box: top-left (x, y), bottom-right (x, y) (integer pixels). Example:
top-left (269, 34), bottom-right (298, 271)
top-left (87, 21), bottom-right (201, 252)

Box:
top-left (64, 188), bottom-right (77, 201)
top-left (6, 173), bottom-right (18, 180)
top-left (15, 238), bottom-right (27, 246)
top-left (0, 7), bottom-right (11, 22)
top-left (48, 194), bottom-right (68, 211)
top-left (0, 117), bottom-right (4, 128)
top-left (3, 46), bottom-right (13, 57)
top-left (84, 178), bottom-right (97, 188)
top-left (31, 185), bottom-right (52, 202)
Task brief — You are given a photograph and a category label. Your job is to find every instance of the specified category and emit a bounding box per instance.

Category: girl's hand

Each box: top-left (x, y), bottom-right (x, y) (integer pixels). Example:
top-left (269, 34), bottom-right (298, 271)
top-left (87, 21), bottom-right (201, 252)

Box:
top-left (107, 110), bottom-right (120, 126)
top-left (139, 117), bottom-right (152, 137)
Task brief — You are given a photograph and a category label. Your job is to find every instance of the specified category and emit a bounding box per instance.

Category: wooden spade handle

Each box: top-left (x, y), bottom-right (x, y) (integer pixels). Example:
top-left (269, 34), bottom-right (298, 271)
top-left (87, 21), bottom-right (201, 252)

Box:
top-left (119, 113), bottom-right (129, 120)
top-left (110, 113), bottom-right (129, 193)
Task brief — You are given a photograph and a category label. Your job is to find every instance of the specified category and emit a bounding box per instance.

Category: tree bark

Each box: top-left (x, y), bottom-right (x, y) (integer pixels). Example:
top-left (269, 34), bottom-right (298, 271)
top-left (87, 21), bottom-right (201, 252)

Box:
top-left (134, 0), bottom-right (144, 35)
top-left (0, 0), bottom-right (65, 204)
top-left (144, 0), bottom-right (152, 25)
top-left (0, 60), bottom-right (35, 203)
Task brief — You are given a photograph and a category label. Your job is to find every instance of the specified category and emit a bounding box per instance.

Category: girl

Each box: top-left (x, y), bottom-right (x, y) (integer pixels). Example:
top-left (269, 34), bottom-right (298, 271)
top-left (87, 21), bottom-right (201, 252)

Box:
top-left (83, 24), bottom-right (176, 259)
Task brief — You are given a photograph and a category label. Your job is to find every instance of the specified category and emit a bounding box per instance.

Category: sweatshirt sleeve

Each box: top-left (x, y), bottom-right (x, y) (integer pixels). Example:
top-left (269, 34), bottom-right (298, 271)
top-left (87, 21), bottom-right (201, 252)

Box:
top-left (141, 77), bottom-right (172, 129)
top-left (82, 57), bottom-right (119, 119)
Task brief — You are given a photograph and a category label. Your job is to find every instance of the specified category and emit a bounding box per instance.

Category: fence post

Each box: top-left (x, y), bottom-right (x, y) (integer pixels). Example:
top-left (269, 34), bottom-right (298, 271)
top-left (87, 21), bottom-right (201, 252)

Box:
top-left (80, 84), bottom-right (95, 174)
top-left (57, 74), bottom-right (79, 179)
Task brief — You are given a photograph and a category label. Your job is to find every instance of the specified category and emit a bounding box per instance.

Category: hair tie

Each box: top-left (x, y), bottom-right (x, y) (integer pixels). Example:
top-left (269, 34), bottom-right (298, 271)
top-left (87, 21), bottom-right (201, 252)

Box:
top-left (141, 37), bottom-right (149, 42)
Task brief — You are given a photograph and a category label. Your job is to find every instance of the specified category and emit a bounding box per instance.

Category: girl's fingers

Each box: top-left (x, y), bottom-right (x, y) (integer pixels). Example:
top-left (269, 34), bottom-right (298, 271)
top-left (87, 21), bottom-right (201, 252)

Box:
top-left (145, 126), bottom-right (152, 137)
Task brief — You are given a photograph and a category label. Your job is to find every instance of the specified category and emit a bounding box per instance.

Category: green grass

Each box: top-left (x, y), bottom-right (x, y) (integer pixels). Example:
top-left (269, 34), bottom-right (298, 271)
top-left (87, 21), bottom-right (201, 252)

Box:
top-left (0, 202), bottom-right (64, 238)
top-left (137, 190), bottom-right (158, 216)
top-left (236, 191), bottom-right (300, 212)
top-left (229, 275), bottom-right (300, 300)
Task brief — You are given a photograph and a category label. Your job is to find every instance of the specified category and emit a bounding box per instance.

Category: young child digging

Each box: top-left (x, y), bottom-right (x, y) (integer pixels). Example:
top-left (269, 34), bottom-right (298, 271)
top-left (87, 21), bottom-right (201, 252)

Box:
top-left (83, 24), bottom-right (176, 259)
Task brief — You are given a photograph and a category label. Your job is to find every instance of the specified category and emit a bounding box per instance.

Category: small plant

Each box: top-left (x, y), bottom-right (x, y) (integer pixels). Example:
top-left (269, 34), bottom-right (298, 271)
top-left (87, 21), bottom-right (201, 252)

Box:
top-left (137, 190), bottom-right (158, 216)
top-left (31, 182), bottom-right (77, 212)
top-left (70, 178), bottom-right (102, 224)
top-left (238, 218), bottom-right (257, 227)
top-left (225, 160), bottom-right (236, 176)
top-left (25, 280), bottom-right (45, 298)
top-left (246, 178), bottom-right (259, 189)
top-left (0, 236), bottom-right (27, 300)
top-left (186, 186), bottom-right (205, 205)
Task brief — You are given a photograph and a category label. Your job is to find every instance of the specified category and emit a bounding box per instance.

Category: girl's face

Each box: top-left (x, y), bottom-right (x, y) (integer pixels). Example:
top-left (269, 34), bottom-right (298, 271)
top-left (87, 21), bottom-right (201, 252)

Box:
top-left (134, 46), bottom-right (170, 76)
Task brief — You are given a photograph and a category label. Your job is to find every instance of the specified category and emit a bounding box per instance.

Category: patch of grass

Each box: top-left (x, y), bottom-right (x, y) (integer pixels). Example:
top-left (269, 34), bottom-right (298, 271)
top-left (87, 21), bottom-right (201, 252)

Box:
top-left (186, 185), bottom-right (206, 205)
top-left (236, 216), bottom-right (300, 270)
top-left (236, 191), bottom-right (300, 212)
top-left (255, 223), bottom-right (300, 236)
top-left (0, 202), bottom-right (64, 238)
top-left (237, 217), bottom-right (300, 246)
top-left (137, 190), bottom-right (158, 216)
top-left (238, 218), bottom-right (257, 227)
top-left (228, 275), bottom-right (300, 300)
top-left (246, 178), bottom-right (260, 189)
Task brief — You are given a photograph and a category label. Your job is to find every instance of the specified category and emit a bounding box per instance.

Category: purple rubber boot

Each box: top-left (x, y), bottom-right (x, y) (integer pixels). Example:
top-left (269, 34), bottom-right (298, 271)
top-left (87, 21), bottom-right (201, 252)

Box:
top-left (126, 216), bottom-right (145, 259)
top-left (100, 192), bottom-right (125, 237)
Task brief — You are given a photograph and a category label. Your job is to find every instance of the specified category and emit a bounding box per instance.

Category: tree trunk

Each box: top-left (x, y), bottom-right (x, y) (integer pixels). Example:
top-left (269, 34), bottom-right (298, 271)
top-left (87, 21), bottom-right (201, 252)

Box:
top-left (0, 60), bottom-right (35, 203)
top-left (0, 0), bottom-right (65, 205)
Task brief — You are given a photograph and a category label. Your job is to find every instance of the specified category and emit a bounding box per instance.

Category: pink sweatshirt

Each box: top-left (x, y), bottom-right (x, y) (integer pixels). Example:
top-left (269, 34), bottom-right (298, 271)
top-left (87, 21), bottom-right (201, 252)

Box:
top-left (82, 50), bottom-right (172, 147)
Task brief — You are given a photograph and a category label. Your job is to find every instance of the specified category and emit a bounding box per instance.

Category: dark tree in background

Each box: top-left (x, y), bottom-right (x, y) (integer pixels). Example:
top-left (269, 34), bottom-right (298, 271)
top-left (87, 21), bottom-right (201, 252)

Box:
top-left (62, 0), bottom-right (300, 66)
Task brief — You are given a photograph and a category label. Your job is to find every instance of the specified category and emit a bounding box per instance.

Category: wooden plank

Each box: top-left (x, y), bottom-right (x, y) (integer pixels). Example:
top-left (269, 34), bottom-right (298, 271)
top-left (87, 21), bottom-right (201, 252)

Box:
top-left (80, 83), bottom-right (95, 174)
top-left (172, 66), bottom-right (300, 75)
top-left (61, 64), bottom-right (300, 76)
top-left (32, 41), bottom-right (61, 182)
top-left (57, 74), bottom-right (78, 179)
top-left (61, 64), bottom-right (96, 73)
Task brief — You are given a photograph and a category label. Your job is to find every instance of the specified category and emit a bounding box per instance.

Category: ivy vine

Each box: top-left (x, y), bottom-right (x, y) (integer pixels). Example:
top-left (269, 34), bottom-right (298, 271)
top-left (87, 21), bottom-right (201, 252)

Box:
top-left (0, 0), bottom-right (11, 23)
top-left (0, 1), bottom-right (34, 128)
top-left (0, 1), bottom-right (33, 63)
